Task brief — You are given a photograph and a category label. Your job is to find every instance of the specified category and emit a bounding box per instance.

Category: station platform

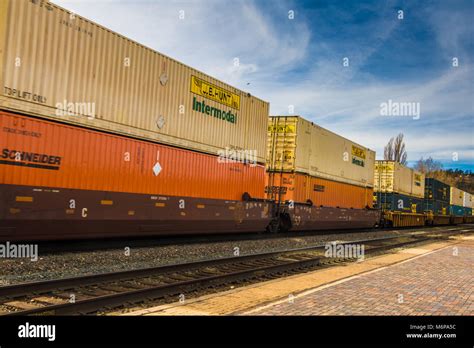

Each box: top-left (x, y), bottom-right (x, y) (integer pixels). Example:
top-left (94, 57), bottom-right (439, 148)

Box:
top-left (125, 234), bottom-right (474, 316)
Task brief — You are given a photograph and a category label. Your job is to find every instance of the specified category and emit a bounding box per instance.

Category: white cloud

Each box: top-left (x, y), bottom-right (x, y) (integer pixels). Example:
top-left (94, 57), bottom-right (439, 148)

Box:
top-left (54, 0), bottom-right (311, 90)
top-left (424, 3), bottom-right (474, 62)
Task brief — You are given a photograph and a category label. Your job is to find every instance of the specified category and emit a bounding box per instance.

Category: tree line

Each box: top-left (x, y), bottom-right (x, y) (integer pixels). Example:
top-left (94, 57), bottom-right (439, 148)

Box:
top-left (383, 133), bottom-right (473, 193)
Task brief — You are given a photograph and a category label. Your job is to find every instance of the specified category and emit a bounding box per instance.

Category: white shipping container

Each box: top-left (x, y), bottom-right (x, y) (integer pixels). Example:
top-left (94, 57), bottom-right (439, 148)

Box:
top-left (374, 161), bottom-right (425, 198)
top-left (450, 187), bottom-right (464, 206)
top-left (462, 191), bottom-right (472, 208)
top-left (267, 116), bottom-right (375, 188)
top-left (0, 0), bottom-right (269, 163)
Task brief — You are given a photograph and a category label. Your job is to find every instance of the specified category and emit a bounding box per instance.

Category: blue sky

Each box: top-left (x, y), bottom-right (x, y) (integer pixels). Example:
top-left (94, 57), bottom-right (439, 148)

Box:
top-left (55, 0), bottom-right (474, 171)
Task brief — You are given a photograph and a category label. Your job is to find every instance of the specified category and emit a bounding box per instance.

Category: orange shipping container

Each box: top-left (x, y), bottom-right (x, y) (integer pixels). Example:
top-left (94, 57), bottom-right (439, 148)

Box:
top-left (0, 111), bottom-right (265, 201)
top-left (266, 172), bottom-right (373, 209)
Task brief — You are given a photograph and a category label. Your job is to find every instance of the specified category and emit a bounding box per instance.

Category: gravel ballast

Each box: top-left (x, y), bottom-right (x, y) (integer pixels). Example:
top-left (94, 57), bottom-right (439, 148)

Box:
top-left (0, 228), bottom-right (441, 285)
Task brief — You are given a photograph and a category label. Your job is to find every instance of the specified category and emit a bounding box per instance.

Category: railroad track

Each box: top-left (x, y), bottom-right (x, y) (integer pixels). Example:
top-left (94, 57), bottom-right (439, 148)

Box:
top-left (0, 227), bottom-right (472, 316)
top-left (33, 224), bottom-right (473, 254)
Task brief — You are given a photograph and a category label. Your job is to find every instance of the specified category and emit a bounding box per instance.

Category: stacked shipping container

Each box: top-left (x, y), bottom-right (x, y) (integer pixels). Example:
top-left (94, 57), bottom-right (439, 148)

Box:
top-left (449, 186), bottom-right (465, 224)
top-left (266, 116), bottom-right (375, 207)
top-left (450, 186), bottom-right (468, 216)
top-left (424, 178), bottom-right (449, 215)
top-left (374, 161), bottom-right (425, 214)
top-left (266, 116), bottom-right (379, 230)
top-left (450, 186), bottom-right (464, 214)
top-left (448, 187), bottom-right (473, 217)
top-left (463, 192), bottom-right (474, 223)
top-left (424, 178), bottom-right (450, 225)
top-left (0, 0), bottom-right (269, 163)
top-left (0, 0), bottom-right (272, 240)
top-left (462, 191), bottom-right (473, 216)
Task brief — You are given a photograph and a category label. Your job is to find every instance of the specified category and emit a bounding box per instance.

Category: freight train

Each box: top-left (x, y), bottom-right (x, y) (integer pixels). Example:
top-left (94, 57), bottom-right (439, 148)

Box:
top-left (374, 162), bottom-right (473, 227)
top-left (0, 0), bottom-right (472, 241)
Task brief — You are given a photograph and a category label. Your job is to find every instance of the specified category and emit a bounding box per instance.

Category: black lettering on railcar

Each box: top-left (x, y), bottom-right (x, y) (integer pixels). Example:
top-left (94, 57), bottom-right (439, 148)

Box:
top-left (265, 186), bottom-right (287, 194)
top-left (313, 185), bottom-right (325, 192)
top-left (0, 148), bottom-right (61, 170)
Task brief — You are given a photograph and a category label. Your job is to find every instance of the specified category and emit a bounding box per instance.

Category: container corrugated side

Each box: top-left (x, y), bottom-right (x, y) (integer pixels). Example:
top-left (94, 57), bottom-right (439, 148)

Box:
top-left (0, 0), bottom-right (269, 163)
top-left (463, 192), bottom-right (472, 208)
top-left (424, 178), bottom-right (450, 202)
top-left (449, 204), bottom-right (465, 216)
top-left (374, 192), bottom-right (424, 213)
top-left (266, 172), bottom-right (373, 209)
top-left (374, 161), bottom-right (425, 198)
top-left (0, 110), bottom-right (266, 200)
top-left (267, 116), bottom-right (375, 188)
top-left (267, 117), bottom-right (298, 172)
top-left (450, 187), bottom-right (464, 206)
top-left (374, 161), bottom-right (396, 193)
top-left (423, 199), bottom-right (449, 215)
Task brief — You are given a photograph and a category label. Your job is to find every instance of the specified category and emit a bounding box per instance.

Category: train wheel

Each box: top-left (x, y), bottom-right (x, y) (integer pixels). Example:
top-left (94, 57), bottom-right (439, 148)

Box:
top-left (266, 219), bottom-right (280, 234)
top-left (279, 213), bottom-right (292, 232)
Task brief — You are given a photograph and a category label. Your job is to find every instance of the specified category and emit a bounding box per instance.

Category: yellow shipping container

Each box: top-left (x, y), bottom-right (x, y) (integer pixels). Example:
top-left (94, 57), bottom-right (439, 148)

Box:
top-left (0, 0), bottom-right (269, 163)
top-left (267, 116), bottom-right (375, 188)
top-left (374, 161), bottom-right (425, 198)
top-left (450, 187), bottom-right (464, 206)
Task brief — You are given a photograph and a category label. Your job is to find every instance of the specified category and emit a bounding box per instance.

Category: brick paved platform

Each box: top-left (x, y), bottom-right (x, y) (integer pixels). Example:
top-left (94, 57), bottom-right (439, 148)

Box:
top-left (247, 239), bottom-right (474, 315)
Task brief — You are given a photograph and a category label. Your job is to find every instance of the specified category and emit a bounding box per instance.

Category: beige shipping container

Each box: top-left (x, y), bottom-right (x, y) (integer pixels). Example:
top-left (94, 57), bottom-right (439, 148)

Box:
top-left (0, 0), bottom-right (269, 163)
top-left (449, 187), bottom-right (464, 206)
top-left (374, 161), bottom-right (425, 198)
top-left (463, 192), bottom-right (473, 208)
top-left (267, 116), bottom-right (375, 188)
